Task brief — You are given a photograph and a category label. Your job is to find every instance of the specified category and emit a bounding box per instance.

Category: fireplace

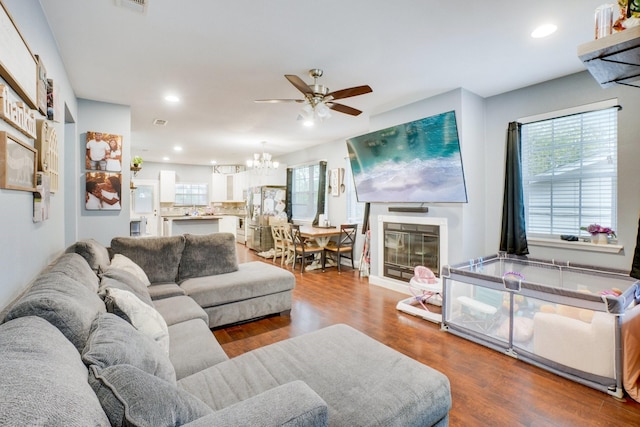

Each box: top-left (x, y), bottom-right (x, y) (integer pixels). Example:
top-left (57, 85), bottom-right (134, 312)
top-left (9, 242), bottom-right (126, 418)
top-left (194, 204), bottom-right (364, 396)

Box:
top-left (370, 215), bottom-right (448, 293)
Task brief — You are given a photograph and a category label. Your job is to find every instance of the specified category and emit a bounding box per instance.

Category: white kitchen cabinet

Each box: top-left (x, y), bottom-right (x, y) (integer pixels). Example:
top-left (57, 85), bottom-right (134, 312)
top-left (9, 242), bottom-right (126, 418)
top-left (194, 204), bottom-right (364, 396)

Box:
top-left (159, 170), bottom-right (176, 203)
top-left (210, 173), bottom-right (227, 202)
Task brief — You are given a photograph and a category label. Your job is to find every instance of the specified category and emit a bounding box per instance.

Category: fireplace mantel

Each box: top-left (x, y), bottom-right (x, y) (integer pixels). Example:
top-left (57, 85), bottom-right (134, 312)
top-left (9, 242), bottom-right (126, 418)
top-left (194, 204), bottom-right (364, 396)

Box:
top-left (369, 215), bottom-right (448, 295)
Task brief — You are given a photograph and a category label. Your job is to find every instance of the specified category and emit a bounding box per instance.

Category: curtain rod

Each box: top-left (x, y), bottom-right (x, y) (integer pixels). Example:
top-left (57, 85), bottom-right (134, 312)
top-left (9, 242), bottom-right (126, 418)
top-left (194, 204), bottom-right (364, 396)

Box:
top-left (518, 99), bottom-right (621, 125)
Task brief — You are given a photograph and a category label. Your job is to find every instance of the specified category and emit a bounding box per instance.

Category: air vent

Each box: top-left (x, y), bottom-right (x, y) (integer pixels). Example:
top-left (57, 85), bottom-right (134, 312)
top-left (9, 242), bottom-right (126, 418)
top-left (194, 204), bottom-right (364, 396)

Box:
top-left (153, 119), bottom-right (168, 126)
top-left (115, 0), bottom-right (148, 14)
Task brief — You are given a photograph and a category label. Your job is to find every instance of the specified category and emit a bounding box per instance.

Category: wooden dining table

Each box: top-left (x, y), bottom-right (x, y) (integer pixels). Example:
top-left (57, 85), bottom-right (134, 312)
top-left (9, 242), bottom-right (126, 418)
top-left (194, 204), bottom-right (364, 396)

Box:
top-left (298, 225), bottom-right (342, 270)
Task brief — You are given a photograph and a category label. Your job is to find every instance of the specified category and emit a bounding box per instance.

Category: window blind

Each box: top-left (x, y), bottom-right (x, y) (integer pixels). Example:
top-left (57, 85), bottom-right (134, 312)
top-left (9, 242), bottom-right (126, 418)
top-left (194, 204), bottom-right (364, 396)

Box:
top-left (521, 106), bottom-right (618, 237)
top-left (291, 163), bottom-right (320, 221)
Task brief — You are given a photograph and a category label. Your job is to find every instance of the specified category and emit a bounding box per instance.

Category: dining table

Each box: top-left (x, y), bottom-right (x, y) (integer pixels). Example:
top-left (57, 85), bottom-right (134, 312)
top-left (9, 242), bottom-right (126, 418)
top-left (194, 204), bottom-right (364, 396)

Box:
top-left (298, 225), bottom-right (342, 270)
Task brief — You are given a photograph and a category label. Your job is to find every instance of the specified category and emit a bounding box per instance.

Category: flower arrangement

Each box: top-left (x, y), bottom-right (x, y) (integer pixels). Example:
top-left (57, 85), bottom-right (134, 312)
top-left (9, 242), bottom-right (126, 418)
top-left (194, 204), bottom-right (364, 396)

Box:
top-left (580, 224), bottom-right (616, 238)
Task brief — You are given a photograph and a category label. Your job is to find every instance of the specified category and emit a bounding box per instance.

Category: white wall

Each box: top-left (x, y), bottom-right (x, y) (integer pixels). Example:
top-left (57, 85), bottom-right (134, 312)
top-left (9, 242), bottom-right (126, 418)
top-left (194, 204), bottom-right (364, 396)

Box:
top-left (0, 0), bottom-right (78, 309)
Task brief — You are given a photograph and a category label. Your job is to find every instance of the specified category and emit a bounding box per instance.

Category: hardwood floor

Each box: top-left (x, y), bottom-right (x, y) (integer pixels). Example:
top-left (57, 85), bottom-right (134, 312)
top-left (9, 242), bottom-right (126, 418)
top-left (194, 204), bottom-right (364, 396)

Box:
top-left (213, 244), bottom-right (640, 426)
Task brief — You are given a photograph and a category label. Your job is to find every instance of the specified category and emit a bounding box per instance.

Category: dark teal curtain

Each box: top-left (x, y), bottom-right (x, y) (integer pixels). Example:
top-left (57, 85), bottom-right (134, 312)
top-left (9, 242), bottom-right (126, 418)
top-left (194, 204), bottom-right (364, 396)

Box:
top-left (312, 161), bottom-right (327, 226)
top-left (631, 216), bottom-right (640, 279)
top-left (500, 122), bottom-right (529, 255)
top-left (285, 168), bottom-right (293, 222)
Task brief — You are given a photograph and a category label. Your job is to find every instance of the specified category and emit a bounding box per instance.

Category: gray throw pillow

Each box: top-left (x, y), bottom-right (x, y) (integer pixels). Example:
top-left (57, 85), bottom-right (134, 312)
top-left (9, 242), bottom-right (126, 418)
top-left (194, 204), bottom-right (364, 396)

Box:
top-left (99, 267), bottom-right (153, 306)
top-left (65, 238), bottom-right (111, 273)
top-left (178, 233), bottom-right (239, 281)
top-left (5, 271), bottom-right (106, 351)
top-left (47, 252), bottom-right (100, 292)
top-left (82, 313), bottom-right (176, 384)
top-left (110, 235), bottom-right (185, 283)
top-left (0, 316), bottom-right (110, 425)
top-left (88, 364), bottom-right (212, 427)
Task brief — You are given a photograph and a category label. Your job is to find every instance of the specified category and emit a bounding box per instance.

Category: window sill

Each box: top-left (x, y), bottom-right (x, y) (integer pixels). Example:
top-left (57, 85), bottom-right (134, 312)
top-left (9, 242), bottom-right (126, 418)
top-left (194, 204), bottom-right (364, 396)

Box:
top-left (527, 237), bottom-right (623, 254)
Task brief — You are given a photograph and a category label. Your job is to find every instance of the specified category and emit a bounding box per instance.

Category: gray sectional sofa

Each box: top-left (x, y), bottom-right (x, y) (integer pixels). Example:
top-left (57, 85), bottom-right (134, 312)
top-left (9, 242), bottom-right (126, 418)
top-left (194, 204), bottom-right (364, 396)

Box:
top-left (0, 233), bottom-right (452, 426)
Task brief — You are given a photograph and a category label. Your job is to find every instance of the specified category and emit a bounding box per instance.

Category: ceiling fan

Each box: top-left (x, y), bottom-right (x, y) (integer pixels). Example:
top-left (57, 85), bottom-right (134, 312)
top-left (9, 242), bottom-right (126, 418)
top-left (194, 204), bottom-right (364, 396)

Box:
top-left (255, 68), bottom-right (372, 117)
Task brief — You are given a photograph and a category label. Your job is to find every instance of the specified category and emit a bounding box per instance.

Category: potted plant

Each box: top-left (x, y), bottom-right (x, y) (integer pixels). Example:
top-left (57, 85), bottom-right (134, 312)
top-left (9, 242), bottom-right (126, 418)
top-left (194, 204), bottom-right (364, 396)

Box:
top-left (580, 224), bottom-right (616, 244)
top-left (131, 156), bottom-right (143, 168)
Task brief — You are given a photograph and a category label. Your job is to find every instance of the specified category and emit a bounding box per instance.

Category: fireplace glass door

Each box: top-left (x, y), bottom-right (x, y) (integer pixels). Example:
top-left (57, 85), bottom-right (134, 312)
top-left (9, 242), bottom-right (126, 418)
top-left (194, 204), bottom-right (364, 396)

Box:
top-left (383, 222), bottom-right (440, 282)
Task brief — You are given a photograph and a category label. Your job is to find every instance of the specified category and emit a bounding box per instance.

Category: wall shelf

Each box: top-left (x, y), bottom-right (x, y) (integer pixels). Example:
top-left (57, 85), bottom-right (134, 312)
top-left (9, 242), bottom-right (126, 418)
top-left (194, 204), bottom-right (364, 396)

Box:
top-left (578, 25), bottom-right (640, 88)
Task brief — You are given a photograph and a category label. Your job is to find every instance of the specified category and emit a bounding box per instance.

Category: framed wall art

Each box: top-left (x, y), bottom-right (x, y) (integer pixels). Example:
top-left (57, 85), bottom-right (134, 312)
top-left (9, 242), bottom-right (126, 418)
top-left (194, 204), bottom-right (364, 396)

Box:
top-left (85, 131), bottom-right (122, 172)
top-left (0, 1), bottom-right (38, 109)
top-left (0, 131), bottom-right (36, 192)
top-left (85, 171), bottom-right (122, 211)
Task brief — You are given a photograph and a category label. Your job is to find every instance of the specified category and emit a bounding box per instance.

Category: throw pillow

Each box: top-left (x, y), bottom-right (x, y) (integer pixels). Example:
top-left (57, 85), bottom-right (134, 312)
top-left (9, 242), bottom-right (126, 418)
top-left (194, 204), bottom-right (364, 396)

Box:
top-left (65, 238), bottom-right (111, 273)
top-left (47, 253), bottom-right (100, 292)
top-left (178, 232), bottom-right (239, 281)
top-left (82, 313), bottom-right (176, 384)
top-left (0, 316), bottom-right (110, 425)
top-left (99, 267), bottom-right (153, 306)
top-left (104, 287), bottom-right (170, 354)
top-left (109, 254), bottom-right (151, 286)
top-left (110, 235), bottom-right (186, 284)
top-left (88, 364), bottom-right (212, 427)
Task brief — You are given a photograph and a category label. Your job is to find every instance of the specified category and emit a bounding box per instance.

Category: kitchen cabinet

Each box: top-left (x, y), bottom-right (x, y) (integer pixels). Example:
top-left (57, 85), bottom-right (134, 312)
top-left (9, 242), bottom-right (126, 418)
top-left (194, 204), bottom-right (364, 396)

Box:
top-left (578, 25), bottom-right (640, 88)
top-left (159, 170), bottom-right (176, 203)
top-left (211, 173), bottom-right (227, 202)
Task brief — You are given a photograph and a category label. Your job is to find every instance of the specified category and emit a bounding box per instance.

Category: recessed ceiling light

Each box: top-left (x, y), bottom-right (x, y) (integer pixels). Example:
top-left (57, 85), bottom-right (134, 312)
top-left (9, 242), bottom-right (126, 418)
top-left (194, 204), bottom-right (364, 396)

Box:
top-left (164, 94), bottom-right (180, 103)
top-left (531, 24), bottom-right (557, 38)
top-left (302, 120), bottom-right (314, 127)
top-left (173, 146), bottom-right (182, 152)
top-left (210, 160), bottom-right (217, 164)
top-left (162, 156), bottom-right (170, 161)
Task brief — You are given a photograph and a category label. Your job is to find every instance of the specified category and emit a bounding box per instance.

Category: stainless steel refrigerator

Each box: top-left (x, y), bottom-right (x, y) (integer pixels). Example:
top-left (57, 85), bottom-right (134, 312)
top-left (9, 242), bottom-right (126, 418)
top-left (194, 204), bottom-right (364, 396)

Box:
top-left (246, 186), bottom-right (286, 252)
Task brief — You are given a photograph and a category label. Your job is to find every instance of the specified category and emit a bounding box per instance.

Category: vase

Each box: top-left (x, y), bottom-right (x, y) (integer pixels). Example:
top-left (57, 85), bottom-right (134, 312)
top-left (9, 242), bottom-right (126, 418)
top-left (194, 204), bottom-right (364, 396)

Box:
top-left (592, 233), bottom-right (609, 245)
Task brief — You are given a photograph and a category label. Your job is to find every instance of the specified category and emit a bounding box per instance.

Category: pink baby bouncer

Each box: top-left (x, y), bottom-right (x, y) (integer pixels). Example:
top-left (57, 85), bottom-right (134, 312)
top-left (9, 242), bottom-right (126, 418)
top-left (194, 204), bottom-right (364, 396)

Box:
top-left (396, 266), bottom-right (443, 324)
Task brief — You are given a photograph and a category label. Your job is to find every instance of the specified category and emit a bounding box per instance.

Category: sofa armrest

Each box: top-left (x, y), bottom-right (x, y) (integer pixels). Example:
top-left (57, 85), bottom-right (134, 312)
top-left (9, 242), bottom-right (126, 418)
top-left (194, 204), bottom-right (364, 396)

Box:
top-left (182, 381), bottom-right (328, 427)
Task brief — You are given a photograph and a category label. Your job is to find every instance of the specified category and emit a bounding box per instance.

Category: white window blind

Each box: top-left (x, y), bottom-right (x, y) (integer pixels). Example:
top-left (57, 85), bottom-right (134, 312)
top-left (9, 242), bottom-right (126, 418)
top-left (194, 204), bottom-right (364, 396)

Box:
top-left (174, 183), bottom-right (208, 206)
top-left (291, 163), bottom-right (320, 221)
top-left (521, 105), bottom-right (618, 238)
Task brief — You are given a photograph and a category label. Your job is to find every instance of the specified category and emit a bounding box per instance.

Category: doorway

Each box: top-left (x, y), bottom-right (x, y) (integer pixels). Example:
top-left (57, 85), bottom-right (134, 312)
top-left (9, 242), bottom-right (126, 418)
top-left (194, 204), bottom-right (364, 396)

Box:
top-left (131, 179), bottom-right (160, 236)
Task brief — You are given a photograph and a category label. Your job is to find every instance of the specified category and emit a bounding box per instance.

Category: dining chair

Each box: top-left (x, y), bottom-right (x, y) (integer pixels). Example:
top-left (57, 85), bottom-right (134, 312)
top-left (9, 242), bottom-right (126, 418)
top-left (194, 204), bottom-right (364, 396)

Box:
top-left (281, 223), bottom-right (295, 267)
top-left (324, 224), bottom-right (358, 272)
top-left (290, 224), bottom-right (325, 273)
top-left (270, 224), bottom-right (287, 263)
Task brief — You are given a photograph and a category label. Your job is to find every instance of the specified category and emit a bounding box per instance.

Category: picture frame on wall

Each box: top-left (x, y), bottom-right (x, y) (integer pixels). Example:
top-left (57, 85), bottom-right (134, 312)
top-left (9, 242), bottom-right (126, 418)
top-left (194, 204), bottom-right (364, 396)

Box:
top-left (0, 131), bottom-right (36, 192)
top-left (85, 171), bottom-right (122, 211)
top-left (85, 131), bottom-right (123, 172)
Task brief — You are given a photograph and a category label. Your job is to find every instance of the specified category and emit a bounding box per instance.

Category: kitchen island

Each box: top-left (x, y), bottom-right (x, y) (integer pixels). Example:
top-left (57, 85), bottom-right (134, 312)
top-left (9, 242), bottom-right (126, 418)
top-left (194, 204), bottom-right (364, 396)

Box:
top-left (163, 216), bottom-right (222, 236)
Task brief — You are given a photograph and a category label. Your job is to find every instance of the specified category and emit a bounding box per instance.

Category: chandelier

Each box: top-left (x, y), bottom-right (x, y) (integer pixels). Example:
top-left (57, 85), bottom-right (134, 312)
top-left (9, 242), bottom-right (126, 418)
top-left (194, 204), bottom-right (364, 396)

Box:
top-left (247, 142), bottom-right (279, 172)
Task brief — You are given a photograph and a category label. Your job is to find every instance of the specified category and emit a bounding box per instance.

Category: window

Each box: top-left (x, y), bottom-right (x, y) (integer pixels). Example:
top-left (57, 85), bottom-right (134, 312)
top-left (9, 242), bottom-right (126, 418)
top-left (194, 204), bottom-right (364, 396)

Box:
top-left (174, 183), bottom-right (208, 206)
top-left (290, 163), bottom-right (320, 221)
top-left (521, 102), bottom-right (618, 238)
top-left (345, 158), bottom-right (364, 224)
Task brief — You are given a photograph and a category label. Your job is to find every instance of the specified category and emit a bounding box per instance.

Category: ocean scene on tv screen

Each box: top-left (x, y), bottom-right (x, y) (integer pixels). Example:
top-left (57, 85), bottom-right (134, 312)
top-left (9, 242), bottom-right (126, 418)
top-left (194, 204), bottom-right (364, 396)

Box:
top-left (346, 110), bottom-right (467, 203)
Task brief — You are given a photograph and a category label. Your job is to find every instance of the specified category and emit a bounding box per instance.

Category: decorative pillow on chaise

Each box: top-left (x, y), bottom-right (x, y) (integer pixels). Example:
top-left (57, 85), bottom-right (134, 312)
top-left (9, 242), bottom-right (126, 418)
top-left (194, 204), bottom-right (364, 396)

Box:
top-left (88, 364), bottom-right (212, 427)
top-left (82, 313), bottom-right (176, 383)
top-left (108, 254), bottom-right (151, 286)
top-left (99, 266), bottom-right (153, 306)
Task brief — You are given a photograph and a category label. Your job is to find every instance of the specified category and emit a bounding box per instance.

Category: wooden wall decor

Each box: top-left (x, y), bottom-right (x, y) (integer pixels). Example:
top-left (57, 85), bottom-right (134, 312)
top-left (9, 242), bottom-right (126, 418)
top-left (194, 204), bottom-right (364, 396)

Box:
top-left (0, 1), bottom-right (38, 110)
top-left (0, 84), bottom-right (37, 139)
top-left (0, 131), bottom-right (37, 192)
top-left (35, 119), bottom-right (59, 193)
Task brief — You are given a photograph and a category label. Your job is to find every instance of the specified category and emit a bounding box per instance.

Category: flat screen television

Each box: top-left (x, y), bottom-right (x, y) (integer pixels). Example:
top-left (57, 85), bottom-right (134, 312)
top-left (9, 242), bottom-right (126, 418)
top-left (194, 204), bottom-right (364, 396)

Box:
top-left (346, 110), bottom-right (467, 203)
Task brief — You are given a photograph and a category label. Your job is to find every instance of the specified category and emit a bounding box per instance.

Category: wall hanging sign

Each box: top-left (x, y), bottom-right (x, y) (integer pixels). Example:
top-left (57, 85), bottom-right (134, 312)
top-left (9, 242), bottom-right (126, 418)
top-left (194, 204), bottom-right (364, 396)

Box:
top-left (0, 131), bottom-right (37, 192)
top-left (0, 1), bottom-right (38, 110)
top-left (0, 84), bottom-right (37, 139)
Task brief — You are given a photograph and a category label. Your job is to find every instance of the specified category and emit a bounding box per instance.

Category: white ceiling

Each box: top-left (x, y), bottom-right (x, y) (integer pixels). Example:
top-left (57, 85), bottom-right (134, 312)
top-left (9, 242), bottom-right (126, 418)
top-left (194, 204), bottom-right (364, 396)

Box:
top-left (38, 0), bottom-right (603, 166)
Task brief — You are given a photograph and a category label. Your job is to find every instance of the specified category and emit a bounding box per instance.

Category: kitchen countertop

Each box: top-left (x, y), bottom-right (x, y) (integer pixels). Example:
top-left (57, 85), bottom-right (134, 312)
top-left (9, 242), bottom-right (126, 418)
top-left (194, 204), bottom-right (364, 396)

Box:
top-left (163, 216), bottom-right (223, 221)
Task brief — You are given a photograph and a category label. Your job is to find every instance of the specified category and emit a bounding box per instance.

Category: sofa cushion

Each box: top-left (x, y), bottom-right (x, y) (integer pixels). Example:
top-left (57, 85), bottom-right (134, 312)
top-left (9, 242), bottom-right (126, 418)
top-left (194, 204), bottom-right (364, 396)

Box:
top-left (109, 254), bottom-right (151, 286)
top-left (65, 238), bottom-right (111, 273)
top-left (99, 267), bottom-right (153, 306)
top-left (104, 287), bottom-right (170, 354)
top-left (5, 271), bottom-right (106, 351)
top-left (47, 252), bottom-right (100, 292)
top-left (148, 283), bottom-right (186, 300)
top-left (0, 316), bottom-right (110, 425)
top-left (82, 313), bottom-right (176, 384)
top-left (178, 233), bottom-right (239, 281)
top-left (110, 235), bottom-right (186, 283)
top-left (89, 364), bottom-right (212, 427)
top-left (168, 319), bottom-right (229, 379)
top-left (153, 295), bottom-right (208, 326)
top-left (181, 261), bottom-right (295, 308)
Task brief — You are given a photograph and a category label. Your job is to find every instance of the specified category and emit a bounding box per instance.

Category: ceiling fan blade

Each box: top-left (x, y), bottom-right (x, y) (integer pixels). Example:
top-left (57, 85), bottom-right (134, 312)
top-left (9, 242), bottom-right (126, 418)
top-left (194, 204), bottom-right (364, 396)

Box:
top-left (326, 85), bottom-right (372, 101)
top-left (328, 102), bottom-right (362, 116)
top-left (285, 74), bottom-right (313, 96)
top-left (254, 99), bottom-right (305, 104)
